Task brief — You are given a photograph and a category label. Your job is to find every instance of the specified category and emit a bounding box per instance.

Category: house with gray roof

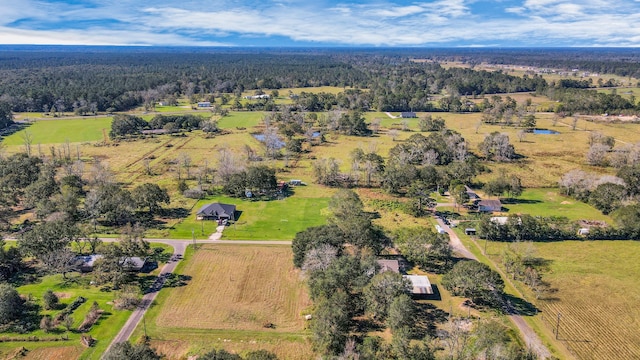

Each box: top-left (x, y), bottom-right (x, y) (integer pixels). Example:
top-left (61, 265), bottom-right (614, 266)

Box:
top-left (196, 203), bottom-right (236, 221)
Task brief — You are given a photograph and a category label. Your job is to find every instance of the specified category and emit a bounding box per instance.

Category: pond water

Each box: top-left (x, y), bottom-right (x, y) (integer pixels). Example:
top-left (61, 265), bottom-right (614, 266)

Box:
top-left (532, 129), bottom-right (560, 135)
top-left (252, 134), bottom-right (286, 148)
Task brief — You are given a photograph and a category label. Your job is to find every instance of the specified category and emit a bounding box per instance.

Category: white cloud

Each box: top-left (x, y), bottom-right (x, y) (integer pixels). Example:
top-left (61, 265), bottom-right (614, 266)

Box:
top-left (0, 0), bottom-right (639, 46)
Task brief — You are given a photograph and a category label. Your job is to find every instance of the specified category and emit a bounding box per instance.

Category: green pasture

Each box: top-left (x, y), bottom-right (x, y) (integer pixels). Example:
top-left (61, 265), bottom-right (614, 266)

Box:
top-left (3, 274), bottom-right (131, 359)
top-left (169, 194), bottom-right (329, 240)
top-left (2, 118), bottom-right (112, 145)
top-left (153, 105), bottom-right (192, 112)
top-left (496, 188), bottom-right (612, 222)
top-left (217, 111), bottom-right (265, 129)
top-left (481, 240), bottom-right (640, 360)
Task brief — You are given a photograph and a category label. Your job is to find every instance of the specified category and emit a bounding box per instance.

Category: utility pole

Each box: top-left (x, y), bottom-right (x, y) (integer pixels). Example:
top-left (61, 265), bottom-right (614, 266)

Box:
top-left (484, 238), bottom-right (488, 255)
top-left (192, 229), bottom-right (196, 250)
top-left (555, 312), bottom-right (562, 340)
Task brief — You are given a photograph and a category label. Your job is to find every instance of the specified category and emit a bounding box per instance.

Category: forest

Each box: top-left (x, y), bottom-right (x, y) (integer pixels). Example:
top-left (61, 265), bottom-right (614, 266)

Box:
top-left (2, 47), bottom-right (639, 116)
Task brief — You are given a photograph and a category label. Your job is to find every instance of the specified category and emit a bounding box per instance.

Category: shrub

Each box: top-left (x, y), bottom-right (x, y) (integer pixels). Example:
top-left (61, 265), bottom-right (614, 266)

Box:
top-left (42, 290), bottom-right (59, 310)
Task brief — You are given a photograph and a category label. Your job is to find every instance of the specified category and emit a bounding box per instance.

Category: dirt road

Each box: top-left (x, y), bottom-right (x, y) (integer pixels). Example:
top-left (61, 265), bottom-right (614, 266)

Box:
top-left (435, 219), bottom-right (552, 359)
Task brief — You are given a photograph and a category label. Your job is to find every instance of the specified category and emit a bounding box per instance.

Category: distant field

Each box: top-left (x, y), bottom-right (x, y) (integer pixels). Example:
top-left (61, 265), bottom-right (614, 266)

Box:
top-left (485, 240), bottom-right (640, 360)
top-left (2, 117), bottom-right (111, 145)
top-left (139, 244), bottom-right (314, 360)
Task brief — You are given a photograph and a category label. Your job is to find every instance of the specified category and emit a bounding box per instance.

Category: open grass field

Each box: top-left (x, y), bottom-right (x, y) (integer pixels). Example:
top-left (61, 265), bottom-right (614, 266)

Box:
top-left (2, 117), bottom-right (112, 145)
top-left (481, 240), bottom-right (640, 360)
top-left (217, 111), bottom-right (265, 129)
top-left (0, 274), bottom-right (132, 360)
top-left (491, 188), bottom-right (612, 222)
top-left (136, 244), bottom-right (314, 360)
top-left (168, 191), bottom-right (329, 240)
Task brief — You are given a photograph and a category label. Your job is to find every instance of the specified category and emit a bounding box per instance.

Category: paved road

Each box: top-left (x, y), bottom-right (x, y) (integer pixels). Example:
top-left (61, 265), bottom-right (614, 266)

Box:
top-left (102, 238), bottom-right (290, 357)
top-left (436, 219), bottom-right (552, 359)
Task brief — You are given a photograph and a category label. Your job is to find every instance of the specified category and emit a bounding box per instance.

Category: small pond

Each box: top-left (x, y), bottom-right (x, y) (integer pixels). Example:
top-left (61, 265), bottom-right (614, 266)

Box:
top-left (252, 134), bottom-right (286, 148)
top-left (532, 129), bottom-right (560, 135)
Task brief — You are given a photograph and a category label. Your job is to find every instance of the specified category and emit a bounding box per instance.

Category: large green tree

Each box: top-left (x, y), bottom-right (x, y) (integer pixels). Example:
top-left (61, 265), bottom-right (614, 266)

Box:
top-left (0, 284), bottom-right (26, 326)
top-left (132, 183), bottom-right (170, 214)
top-left (442, 261), bottom-right (504, 306)
top-left (364, 272), bottom-right (410, 321)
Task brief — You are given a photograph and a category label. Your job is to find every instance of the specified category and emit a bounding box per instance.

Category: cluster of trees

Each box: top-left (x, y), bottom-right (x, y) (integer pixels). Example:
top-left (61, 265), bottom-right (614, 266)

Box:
top-left (478, 214), bottom-right (580, 242)
top-left (483, 173), bottom-right (523, 199)
top-left (105, 341), bottom-right (279, 360)
top-left (293, 191), bottom-right (437, 358)
top-left (0, 102), bottom-right (13, 130)
top-left (392, 227), bottom-right (451, 272)
top-left (559, 169), bottom-right (630, 215)
top-left (479, 96), bottom-right (536, 129)
top-left (556, 164), bottom-right (640, 239)
top-left (549, 87), bottom-right (637, 115)
top-left (110, 114), bottom-right (216, 138)
top-left (222, 165), bottom-right (278, 198)
top-left (442, 261), bottom-right (505, 307)
top-left (478, 132), bottom-right (517, 162)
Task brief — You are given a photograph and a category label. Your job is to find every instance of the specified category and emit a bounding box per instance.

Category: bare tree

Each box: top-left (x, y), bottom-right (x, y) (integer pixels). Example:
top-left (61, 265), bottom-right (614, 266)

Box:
top-left (302, 245), bottom-right (338, 272)
top-left (388, 129), bottom-right (400, 142)
top-left (89, 160), bottom-right (113, 186)
top-left (370, 118), bottom-right (381, 134)
top-left (21, 130), bottom-right (33, 156)
top-left (178, 153), bottom-right (192, 179)
top-left (571, 116), bottom-right (579, 130)
top-left (586, 143), bottom-right (610, 166)
top-left (517, 130), bottom-right (526, 143)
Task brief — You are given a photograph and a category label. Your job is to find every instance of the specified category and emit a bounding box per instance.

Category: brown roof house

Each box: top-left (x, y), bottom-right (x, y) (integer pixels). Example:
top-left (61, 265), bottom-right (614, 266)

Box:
top-left (376, 259), bottom-right (400, 273)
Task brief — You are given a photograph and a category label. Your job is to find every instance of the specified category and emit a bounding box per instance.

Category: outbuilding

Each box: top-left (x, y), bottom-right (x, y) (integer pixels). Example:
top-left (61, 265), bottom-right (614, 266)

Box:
top-left (478, 199), bottom-right (502, 212)
top-left (403, 275), bottom-right (433, 295)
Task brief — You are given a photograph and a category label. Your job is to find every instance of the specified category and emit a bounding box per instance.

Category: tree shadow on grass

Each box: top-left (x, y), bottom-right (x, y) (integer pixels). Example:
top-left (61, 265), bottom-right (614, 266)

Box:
top-left (503, 294), bottom-right (539, 316)
top-left (501, 198), bottom-right (542, 205)
top-left (413, 301), bottom-right (449, 339)
top-left (161, 207), bottom-right (190, 219)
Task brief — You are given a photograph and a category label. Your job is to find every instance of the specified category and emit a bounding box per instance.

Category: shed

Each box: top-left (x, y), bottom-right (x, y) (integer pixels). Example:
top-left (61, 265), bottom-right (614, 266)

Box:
top-left (196, 203), bottom-right (236, 221)
top-left (478, 199), bottom-right (502, 212)
top-left (376, 259), bottom-right (400, 273)
top-left (435, 225), bottom-right (446, 234)
top-left (578, 228), bottom-right (590, 236)
top-left (400, 112), bottom-right (417, 118)
top-left (465, 228), bottom-right (477, 236)
top-left (465, 186), bottom-right (479, 200)
top-left (403, 275), bottom-right (433, 295)
top-left (73, 255), bottom-right (104, 272)
top-left (289, 179), bottom-right (303, 186)
top-left (197, 101), bottom-right (211, 108)
top-left (120, 257), bottom-right (148, 272)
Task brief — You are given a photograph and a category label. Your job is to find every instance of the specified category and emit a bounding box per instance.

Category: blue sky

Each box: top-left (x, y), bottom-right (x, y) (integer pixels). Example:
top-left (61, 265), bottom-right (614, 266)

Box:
top-left (1, 0), bottom-right (640, 46)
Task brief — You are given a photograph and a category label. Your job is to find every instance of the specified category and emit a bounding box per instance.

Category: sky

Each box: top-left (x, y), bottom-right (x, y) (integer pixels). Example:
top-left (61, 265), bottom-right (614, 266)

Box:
top-left (1, 0), bottom-right (640, 47)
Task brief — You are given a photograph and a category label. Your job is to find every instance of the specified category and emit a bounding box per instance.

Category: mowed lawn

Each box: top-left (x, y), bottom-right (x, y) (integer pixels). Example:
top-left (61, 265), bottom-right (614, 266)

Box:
top-left (140, 244), bottom-right (314, 360)
top-left (495, 188), bottom-right (612, 222)
top-left (0, 274), bottom-right (133, 360)
top-left (2, 118), bottom-right (112, 145)
top-left (217, 111), bottom-right (265, 129)
top-left (170, 193), bottom-right (329, 240)
top-left (487, 240), bottom-right (640, 360)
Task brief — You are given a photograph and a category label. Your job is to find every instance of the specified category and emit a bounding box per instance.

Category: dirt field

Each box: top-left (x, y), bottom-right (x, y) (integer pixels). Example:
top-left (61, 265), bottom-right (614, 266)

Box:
top-left (156, 244), bottom-right (311, 332)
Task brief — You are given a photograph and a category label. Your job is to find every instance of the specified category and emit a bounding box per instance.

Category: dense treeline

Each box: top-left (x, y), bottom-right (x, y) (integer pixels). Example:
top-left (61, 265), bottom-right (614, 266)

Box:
top-left (0, 49), bottom-right (547, 114)
top-left (421, 48), bottom-right (640, 79)
top-left (2, 47), bottom-right (640, 115)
